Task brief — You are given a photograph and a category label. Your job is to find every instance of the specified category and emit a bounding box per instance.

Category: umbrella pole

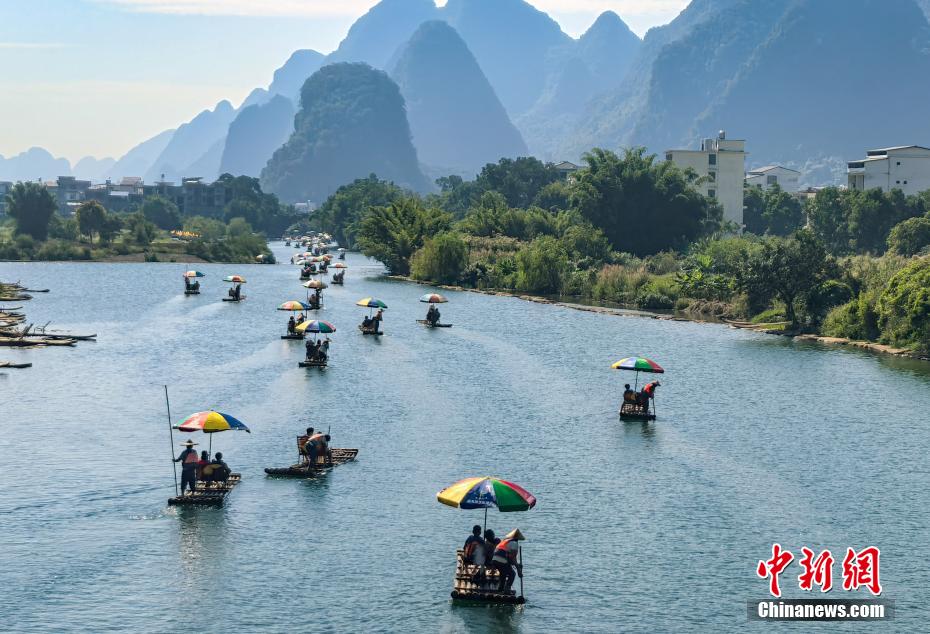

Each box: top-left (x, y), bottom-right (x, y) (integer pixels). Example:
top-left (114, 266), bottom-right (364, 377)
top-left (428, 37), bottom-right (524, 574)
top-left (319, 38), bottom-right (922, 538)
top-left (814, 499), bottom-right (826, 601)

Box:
top-left (484, 506), bottom-right (488, 534)
top-left (209, 434), bottom-right (212, 457)
top-left (518, 545), bottom-right (524, 599)
top-left (164, 386), bottom-right (178, 496)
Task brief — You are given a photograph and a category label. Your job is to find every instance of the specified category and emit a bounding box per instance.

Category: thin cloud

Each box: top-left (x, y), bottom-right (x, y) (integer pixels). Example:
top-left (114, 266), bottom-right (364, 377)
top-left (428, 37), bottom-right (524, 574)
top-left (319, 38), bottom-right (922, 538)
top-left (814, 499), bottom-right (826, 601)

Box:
top-left (0, 42), bottom-right (68, 49)
top-left (97, 0), bottom-right (375, 17)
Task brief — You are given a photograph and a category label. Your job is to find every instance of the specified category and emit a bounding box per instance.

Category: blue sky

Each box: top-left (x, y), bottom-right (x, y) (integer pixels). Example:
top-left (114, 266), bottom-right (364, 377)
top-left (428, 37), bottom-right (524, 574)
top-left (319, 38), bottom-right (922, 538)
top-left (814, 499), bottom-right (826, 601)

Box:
top-left (0, 0), bottom-right (688, 163)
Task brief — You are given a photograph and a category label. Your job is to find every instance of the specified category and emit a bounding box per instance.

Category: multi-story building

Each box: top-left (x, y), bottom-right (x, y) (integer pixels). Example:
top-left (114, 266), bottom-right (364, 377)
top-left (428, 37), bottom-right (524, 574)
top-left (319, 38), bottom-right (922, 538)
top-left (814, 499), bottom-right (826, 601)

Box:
top-left (666, 131), bottom-right (747, 226)
top-left (745, 165), bottom-right (801, 192)
top-left (847, 145), bottom-right (930, 195)
top-left (0, 181), bottom-right (12, 216)
top-left (45, 176), bottom-right (91, 215)
top-left (85, 177), bottom-right (147, 213)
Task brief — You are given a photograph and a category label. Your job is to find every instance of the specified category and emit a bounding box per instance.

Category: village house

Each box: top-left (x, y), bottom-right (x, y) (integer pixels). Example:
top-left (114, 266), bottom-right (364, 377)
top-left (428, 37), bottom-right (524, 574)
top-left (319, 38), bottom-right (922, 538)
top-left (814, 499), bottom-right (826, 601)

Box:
top-left (666, 131), bottom-right (747, 226)
top-left (847, 145), bottom-right (930, 195)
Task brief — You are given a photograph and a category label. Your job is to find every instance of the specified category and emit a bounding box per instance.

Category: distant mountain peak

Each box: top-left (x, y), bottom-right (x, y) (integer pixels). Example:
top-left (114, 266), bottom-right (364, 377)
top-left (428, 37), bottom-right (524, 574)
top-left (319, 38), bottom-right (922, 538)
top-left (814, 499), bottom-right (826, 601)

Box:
top-left (582, 10), bottom-right (638, 42)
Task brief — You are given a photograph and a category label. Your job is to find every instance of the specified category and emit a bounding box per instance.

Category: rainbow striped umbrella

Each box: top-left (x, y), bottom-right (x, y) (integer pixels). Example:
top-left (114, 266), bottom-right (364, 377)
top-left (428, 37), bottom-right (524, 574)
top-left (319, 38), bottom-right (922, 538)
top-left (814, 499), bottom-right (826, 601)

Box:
top-left (277, 300), bottom-right (311, 312)
top-left (611, 357), bottom-right (664, 373)
top-left (438, 477), bottom-right (536, 512)
top-left (183, 271), bottom-right (205, 278)
top-left (419, 293), bottom-right (448, 304)
top-left (303, 280), bottom-right (328, 290)
top-left (223, 275), bottom-right (247, 284)
top-left (174, 411), bottom-right (251, 434)
top-left (296, 320), bottom-right (337, 334)
top-left (356, 298), bottom-right (388, 309)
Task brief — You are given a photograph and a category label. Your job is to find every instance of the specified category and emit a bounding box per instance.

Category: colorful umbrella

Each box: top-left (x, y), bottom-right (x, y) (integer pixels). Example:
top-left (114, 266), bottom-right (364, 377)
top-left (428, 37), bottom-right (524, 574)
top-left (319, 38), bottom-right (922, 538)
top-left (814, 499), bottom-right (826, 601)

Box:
top-left (277, 300), bottom-right (311, 312)
top-left (303, 280), bottom-right (328, 290)
top-left (419, 293), bottom-right (448, 304)
top-left (611, 357), bottom-right (664, 373)
top-left (296, 320), bottom-right (337, 334)
top-left (356, 298), bottom-right (388, 309)
top-left (438, 477), bottom-right (536, 512)
top-left (174, 411), bottom-right (251, 434)
top-left (183, 271), bottom-right (205, 278)
top-left (223, 275), bottom-right (247, 284)
top-left (332, 263), bottom-right (348, 270)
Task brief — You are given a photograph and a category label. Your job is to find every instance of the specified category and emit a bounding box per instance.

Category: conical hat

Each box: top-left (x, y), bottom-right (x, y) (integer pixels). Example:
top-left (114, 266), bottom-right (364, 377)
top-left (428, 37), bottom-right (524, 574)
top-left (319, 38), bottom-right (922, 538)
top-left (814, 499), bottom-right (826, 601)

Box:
top-left (180, 440), bottom-right (198, 447)
top-left (504, 528), bottom-right (525, 541)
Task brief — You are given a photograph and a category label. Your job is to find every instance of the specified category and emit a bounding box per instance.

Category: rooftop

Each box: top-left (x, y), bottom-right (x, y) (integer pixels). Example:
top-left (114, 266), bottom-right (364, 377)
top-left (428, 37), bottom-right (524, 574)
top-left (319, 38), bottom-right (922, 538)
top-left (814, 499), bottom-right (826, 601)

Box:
top-left (748, 165), bottom-right (800, 175)
top-left (865, 145), bottom-right (930, 157)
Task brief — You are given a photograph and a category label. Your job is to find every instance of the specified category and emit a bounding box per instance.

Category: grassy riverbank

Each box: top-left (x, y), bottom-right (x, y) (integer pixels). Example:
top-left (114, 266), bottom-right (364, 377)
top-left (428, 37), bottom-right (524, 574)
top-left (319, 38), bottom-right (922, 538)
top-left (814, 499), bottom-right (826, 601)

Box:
top-left (315, 150), bottom-right (930, 356)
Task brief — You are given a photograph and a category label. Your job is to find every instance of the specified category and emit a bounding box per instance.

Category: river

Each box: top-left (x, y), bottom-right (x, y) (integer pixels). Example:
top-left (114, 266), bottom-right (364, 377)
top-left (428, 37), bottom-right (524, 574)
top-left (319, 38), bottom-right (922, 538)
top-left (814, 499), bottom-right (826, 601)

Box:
top-left (1, 242), bottom-right (928, 632)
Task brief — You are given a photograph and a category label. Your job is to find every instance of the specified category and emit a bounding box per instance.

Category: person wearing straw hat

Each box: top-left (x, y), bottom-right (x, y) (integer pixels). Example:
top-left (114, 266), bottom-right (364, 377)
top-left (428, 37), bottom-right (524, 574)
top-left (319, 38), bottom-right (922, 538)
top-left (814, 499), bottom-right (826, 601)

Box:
top-left (491, 529), bottom-right (525, 593)
top-left (173, 439), bottom-right (200, 495)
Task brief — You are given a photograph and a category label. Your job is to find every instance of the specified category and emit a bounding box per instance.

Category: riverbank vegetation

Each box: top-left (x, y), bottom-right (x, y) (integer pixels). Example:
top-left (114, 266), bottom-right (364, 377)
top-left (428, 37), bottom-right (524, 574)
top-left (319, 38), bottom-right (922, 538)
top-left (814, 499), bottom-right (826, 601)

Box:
top-left (0, 176), bottom-right (294, 263)
top-left (312, 148), bottom-right (930, 354)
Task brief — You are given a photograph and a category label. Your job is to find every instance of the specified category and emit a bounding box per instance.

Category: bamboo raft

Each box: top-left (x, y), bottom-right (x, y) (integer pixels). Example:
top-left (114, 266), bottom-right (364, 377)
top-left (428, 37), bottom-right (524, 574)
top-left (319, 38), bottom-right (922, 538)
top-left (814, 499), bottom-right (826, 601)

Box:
top-left (619, 402), bottom-right (656, 421)
top-left (298, 359), bottom-right (328, 369)
top-left (0, 336), bottom-right (76, 347)
top-left (184, 290), bottom-right (200, 295)
top-left (0, 361), bottom-right (32, 369)
top-left (222, 297), bottom-right (246, 302)
top-left (264, 448), bottom-right (359, 477)
top-left (358, 325), bottom-right (383, 336)
top-left (282, 333), bottom-right (305, 340)
top-left (168, 473), bottom-right (242, 506)
top-left (417, 320), bottom-right (453, 328)
top-left (451, 549), bottom-right (525, 605)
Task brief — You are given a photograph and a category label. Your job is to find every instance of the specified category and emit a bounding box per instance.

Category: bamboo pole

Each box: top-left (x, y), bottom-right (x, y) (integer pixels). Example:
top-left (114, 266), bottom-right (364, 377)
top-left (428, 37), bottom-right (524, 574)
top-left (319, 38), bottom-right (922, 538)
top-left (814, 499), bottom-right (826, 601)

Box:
top-left (165, 386), bottom-right (178, 496)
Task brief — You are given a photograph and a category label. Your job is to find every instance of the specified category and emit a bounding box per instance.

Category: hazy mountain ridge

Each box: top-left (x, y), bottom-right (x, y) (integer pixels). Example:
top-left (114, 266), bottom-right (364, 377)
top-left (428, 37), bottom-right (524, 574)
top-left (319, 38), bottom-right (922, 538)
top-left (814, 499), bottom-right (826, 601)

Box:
top-left (144, 100), bottom-right (236, 182)
top-left (391, 20), bottom-right (527, 176)
top-left (219, 95), bottom-right (296, 179)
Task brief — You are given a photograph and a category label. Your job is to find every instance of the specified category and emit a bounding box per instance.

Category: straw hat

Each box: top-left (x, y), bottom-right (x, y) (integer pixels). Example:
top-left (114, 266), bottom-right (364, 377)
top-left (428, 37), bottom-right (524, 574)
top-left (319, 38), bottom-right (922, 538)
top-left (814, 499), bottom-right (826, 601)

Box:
top-left (504, 529), bottom-right (525, 541)
top-left (181, 440), bottom-right (198, 447)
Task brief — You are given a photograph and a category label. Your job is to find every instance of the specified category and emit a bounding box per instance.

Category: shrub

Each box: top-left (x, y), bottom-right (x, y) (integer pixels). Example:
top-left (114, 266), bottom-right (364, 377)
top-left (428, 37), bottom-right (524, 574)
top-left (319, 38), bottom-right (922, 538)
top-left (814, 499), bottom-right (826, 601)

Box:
top-left (514, 235), bottom-right (568, 294)
top-left (877, 257), bottom-right (930, 351)
top-left (410, 232), bottom-right (467, 285)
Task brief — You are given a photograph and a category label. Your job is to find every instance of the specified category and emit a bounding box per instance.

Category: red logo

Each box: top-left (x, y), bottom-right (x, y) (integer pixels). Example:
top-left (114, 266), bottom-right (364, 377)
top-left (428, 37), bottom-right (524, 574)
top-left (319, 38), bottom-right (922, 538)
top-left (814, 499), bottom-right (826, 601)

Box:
top-left (758, 545), bottom-right (881, 597)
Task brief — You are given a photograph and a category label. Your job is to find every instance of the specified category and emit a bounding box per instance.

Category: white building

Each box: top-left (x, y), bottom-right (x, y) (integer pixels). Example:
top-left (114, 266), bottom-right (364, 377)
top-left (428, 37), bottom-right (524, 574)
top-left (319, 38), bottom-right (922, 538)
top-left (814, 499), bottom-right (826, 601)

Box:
top-left (666, 131), bottom-right (747, 226)
top-left (745, 165), bottom-right (800, 192)
top-left (847, 145), bottom-right (930, 195)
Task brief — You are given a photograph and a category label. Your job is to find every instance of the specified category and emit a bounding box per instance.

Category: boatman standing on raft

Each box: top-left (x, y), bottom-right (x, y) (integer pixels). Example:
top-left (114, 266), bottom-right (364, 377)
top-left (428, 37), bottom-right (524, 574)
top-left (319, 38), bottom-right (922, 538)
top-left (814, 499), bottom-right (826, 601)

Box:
top-left (174, 439), bottom-right (200, 494)
top-left (491, 529), bottom-right (525, 594)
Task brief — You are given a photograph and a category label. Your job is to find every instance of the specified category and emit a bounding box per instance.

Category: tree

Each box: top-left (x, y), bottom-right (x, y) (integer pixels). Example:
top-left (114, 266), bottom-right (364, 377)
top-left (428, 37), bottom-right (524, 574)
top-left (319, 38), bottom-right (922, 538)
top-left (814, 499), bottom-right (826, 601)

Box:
top-left (570, 147), bottom-right (720, 256)
top-left (887, 216), bottom-right (930, 256)
top-left (743, 186), bottom-right (766, 235)
top-left (98, 214), bottom-right (123, 246)
top-left (184, 216), bottom-right (227, 242)
top-left (142, 196), bottom-right (181, 230)
top-left (76, 200), bottom-right (107, 243)
top-left (226, 217), bottom-right (254, 238)
top-left (750, 184), bottom-right (804, 236)
top-left (742, 230), bottom-right (831, 326)
top-left (878, 257), bottom-right (930, 352)
top-left (312, 174), bottom-right (405, 247)
top-left (5, 181), bottom-right (57, 240)
top-left (354, 197), bottom-right (452, 275)
top-left (806, 187), bottom-right (850, 254)
top-left (410, 232), bottom-right (468, 284)
top-left (126, 212), bottom-right (156, 246)
top-left (514, 235), bottom-right (569, 294)
top-left (474, 157), bottom-right (561, 209)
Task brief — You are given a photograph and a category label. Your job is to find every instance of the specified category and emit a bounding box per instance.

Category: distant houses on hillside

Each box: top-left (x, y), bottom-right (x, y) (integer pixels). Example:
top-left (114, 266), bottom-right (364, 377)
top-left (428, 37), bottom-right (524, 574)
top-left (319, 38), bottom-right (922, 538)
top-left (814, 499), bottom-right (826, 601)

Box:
top-left (847, 145), bottom-right (930, 195)
top-left (666, 130), bottom-right (747, 226)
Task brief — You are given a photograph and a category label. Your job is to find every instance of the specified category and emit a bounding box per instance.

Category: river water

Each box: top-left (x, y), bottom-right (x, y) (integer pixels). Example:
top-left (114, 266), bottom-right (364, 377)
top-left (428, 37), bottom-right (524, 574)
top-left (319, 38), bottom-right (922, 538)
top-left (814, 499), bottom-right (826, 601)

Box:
top-left (1, 242), bottom-right (929, 633)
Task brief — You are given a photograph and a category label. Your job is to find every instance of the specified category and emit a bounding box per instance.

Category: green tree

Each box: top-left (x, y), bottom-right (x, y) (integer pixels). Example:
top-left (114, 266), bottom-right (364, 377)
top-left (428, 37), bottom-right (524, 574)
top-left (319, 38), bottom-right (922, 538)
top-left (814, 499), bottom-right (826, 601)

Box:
top-left (887, 216), bottom-right (930, 256)
top-left (878, 257), bottom-right (930, 351)
top-left (313, 174), bottom-right (406, 247)
top-left (98, 214), bottom-right (123, 246)
top-left (474, 157), bottom-right (561, 209)
top-left (142, 196), bottom-right (182, 230)
top-left (514, 235), bottom-right (569, 294)
top-left (742, 230), bottom-right (831, 326)
top-left (533, 180), bottom-right (572, 212)
top-left (355, 197), bottom-right (452, 275)
top-left (806, 187), bottom-right (850, 254)
top-left (432, 175), bottom-right (480, 217)
top-left (126, 211), bottom-right (156, 246)
top-left (5, 181), bottom-right (57, 240)
top-left (76, 200), bottom-right (107, 243)
top-left (570, 147), bottom-right (720, 256)
top-left (226, 217), bottom-right (254, 238)
top-left (743, 186), bottom-right (765, 235)
top-left (410, 232), bottom-right (468, 284)
top-left (48, 215), bottom-right (80, 242)
top-left (184, 216), bottom-right (227, 242)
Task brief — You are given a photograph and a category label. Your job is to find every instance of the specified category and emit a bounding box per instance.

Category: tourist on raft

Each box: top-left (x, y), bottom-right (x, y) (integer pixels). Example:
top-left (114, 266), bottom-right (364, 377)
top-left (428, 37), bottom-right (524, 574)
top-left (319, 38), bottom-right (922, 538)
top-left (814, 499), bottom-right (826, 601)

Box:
top-left (287, 316), bottom-right (297, 335)
top-left (303, 432), bottom-right (332, 467)
top-left (638, 380), bottom-right (660, 411)
top-left (426, 304), bottom-right (440, 326)
top-left (174, 439), bottom-right (200, 494)
top-left (305, 338), bottom-right (319, 361)
top-left (463, 525), bottom-right (486, 566)
top-left (373, 308), bottom-right (384, 333)
top-left (299, 427), bottom-right (315, 465)
top-left (491, 529), bottom-right (524, 593)
top-left (202, 452), bottom-right (230, 483)
top-left (197, 450), bottom-right (210, 480)
top-left (319, 338), bottom-right (330, 363)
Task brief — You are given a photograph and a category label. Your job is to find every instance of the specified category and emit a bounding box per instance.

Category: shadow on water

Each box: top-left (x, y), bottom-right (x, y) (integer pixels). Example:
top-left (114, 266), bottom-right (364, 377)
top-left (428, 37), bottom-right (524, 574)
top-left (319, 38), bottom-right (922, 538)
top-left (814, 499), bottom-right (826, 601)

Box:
top-left (447, 603), bottom-right (524, 634)
top-left (176, 506), bottom-right (229, 589)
